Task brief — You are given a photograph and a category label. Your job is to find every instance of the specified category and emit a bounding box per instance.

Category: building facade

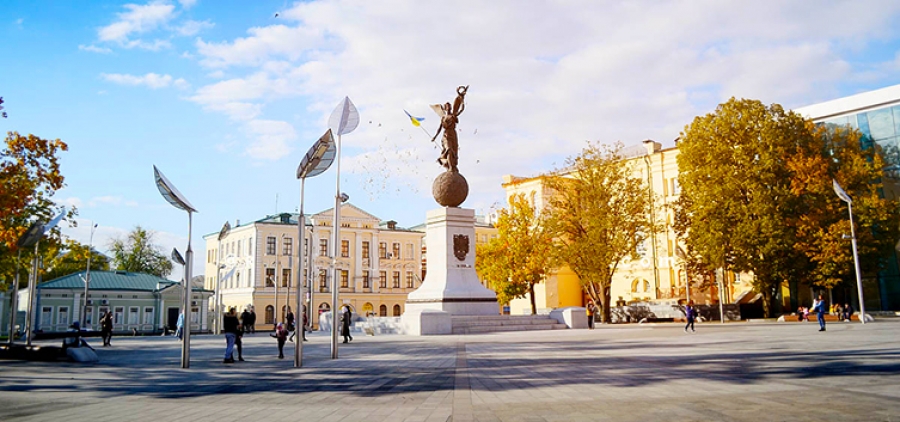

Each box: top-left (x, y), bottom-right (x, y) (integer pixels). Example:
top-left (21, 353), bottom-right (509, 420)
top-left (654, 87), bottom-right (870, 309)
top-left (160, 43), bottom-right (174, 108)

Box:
top-left (31, 270), bottom-right (211, 333)
top-left (203, 203), bottom-right (425, 330)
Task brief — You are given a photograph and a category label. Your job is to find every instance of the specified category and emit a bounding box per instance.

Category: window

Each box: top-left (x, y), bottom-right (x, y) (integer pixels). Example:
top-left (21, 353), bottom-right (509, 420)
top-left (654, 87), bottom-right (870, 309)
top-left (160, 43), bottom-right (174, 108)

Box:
top-left (392, 243), bottom-right (400, 259)
top-left (129, 307), bottom-right (139, 324)
top-left (282, 268), bottom-right (291, 287)
top-left (320, 239), bottom-right (329, 256)
top-left (341, 240), bottom-right (349, 257)
top-left (98, 307), bottom-right (109, 322)
top-left (265, 305), bottom-right (275, 325)
top-left (363, 272), bottom-right (370, 288)
top-left (41, 307), bottom-right (52, 328)
top-left (143, 307), bottom-right (154, 325)
top-left (237, 240), bottom-right (242, 257)
top-left (58, 306), bottom-right (69, 326)
top-left (266, 268), bottom-right (275, 287)
top-left (379, 271), bottom-right (387, 288)
top-left (341, 270), bottom-right (349, 288)
top-left (248, 239), bottom-right (253, 255)
top-left (85, 306), bottom-right (93, 326)
top-left (362, 241), bottom-right (370, 259)
top-left (406, 244), bottom-right (414, 259)
top-left (191, 307), bottom-right (200, 324)
top-left (303, 269), bottom-right (308, 288)
top-left (283, 237), bottom-right (293, 256)
top-left (114, 307), bottom-right (124, 325)
top-left (363, 302), bottom-right (374, 316)
top-left (379, 304), bottom-right (387, 317)
top-left (235, 272), bottom-right (241, 288)
top-left (393, 271), bottom-right (401, 288)
top-left (319, 270), bottom-right (328, 289)
top-left (379, 242), bottom-right (387, 259)
top-left (393, 304), bottom-right (401, 317)
top-left (406, 271), bottom-right (414, 288)
top-left (266, 236), bottom-right (276, 255)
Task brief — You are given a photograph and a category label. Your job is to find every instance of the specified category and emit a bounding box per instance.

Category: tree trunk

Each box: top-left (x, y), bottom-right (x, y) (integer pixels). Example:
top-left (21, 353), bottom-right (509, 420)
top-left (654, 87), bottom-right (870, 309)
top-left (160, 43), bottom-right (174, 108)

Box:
top-left (761, 288), bottom-right (774, 318)
top-left (529, 283), bottom-right (537, 315)
top-left (599, 285), bottom-right (612, 323)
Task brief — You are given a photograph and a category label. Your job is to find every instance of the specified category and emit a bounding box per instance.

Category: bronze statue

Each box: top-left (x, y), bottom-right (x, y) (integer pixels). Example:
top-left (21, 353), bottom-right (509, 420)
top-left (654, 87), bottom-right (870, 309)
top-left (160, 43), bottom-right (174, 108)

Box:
top-left (431, 85), bottom-right (467, 173)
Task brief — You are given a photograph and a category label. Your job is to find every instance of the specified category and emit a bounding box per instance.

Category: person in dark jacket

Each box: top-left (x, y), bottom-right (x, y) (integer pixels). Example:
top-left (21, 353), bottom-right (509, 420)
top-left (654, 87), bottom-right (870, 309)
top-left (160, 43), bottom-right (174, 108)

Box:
top-left (222, 307), bottom-right (240, 363)
top-left (240, 308), bottom-right (251, 334)
top-left (272, 322), bottom-right (288, 359)
top-left (684, 301), bottom-right (696, 333)
top-left (100, 311), bottom-right (114, 346)
top-left (340, 305), bottom-right (353, 343)
top-left (811, 295), bottom-right (827, 332)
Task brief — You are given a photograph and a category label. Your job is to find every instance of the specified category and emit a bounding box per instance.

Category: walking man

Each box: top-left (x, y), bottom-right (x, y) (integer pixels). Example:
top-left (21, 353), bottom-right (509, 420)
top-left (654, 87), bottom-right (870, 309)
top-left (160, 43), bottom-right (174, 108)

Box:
top-left (811, 294), bottom-right (827, 332)
top-left (223, 307), bottom-right (240, 363)
top-left (340, 305), bottom-right (353, 343)
top-left (586, 300), bottom-right (595, 330)
top-left (684, 300), bottom-right (696, 332)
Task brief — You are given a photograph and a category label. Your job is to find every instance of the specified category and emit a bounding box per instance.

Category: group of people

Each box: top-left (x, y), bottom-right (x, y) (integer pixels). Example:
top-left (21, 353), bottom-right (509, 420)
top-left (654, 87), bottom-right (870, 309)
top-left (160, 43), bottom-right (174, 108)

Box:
top-left (221, 306), bottom-right (313, 362)
top-left (806, 295), bottom-right (855, 332)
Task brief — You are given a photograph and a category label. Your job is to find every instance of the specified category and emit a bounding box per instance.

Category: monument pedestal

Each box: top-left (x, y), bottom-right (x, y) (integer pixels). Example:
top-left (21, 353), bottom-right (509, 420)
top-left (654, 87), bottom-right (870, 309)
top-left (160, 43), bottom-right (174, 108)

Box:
top-left (403, 207), bottom-right (498, 335)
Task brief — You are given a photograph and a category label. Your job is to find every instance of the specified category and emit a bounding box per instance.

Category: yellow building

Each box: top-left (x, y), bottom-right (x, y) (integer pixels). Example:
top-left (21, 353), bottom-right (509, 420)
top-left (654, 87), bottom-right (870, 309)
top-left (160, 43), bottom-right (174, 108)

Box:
top-left (502, 140), bottom-right (756, 315)
top-left (203, 203), bottom-right (425, 330)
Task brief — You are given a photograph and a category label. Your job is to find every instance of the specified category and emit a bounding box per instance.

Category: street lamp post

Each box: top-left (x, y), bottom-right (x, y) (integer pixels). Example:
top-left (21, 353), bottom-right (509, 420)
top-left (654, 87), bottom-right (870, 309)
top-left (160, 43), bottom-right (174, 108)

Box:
top-left (214, 222), bottom-right (231, 334)
top-left (833, 179), bottom-right (867, 324)
top-left (23, 210), bottom-right (65, 346)
top-left (294, 128), bottom-right (337, 367)
top-left (8, 222), bottom-right (41, 345)
top-left (81, 222), bottom-right (98, 329)
top-left (153, 166), bottom-right (198, 368)
top-left (327, 96), bottom-right (358, 359)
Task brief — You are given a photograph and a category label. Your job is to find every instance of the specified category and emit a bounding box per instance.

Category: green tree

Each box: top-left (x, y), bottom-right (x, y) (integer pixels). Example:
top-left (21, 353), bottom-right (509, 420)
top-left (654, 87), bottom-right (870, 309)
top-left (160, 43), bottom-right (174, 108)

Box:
top-left (475, 193), bottom-right (554, 314)
top-left (545, 142), bottom-right (657, 323)
top-left (0, 131), bottom-right (72, 290)
top-left (675, 98), bottom-right (819, 316)
top-left (44, 239), bottom-right (111, 282)
top-left (109, 226), bottom-right (173, 278)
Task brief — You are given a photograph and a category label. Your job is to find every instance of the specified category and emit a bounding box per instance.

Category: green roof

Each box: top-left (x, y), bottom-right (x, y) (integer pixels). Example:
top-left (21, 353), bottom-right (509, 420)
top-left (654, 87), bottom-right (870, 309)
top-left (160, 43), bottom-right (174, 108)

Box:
top-left (39, 271), bottom-right (178, 292)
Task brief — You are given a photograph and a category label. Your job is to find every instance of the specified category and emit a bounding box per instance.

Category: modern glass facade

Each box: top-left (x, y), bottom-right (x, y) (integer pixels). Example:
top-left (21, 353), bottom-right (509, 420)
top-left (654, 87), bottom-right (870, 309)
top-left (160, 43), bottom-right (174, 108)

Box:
top-left (820, 104), bottom-right (900, 150)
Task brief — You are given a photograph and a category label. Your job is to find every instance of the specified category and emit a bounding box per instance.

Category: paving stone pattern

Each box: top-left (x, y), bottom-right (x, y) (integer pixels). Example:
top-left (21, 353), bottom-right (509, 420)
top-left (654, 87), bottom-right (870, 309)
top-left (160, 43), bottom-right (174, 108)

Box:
top-left (1, 320), bottom-right (899, 421)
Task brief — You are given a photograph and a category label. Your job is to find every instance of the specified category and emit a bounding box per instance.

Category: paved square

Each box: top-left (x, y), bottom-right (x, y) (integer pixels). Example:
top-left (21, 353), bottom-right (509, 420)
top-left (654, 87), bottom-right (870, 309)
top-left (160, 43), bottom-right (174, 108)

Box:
top-left (1, 320), bottom-right (899, 421)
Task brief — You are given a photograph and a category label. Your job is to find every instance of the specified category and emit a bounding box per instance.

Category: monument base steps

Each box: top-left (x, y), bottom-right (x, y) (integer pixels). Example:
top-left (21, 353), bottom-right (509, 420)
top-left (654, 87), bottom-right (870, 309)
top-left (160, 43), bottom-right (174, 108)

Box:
top-left (451, 315), bottom-right (568, 334)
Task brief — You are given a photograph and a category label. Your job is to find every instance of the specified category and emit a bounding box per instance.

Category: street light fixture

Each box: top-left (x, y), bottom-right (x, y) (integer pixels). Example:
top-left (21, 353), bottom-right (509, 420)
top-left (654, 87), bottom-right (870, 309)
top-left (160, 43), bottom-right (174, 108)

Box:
top-left (81, 223), bottom-right (98, 329)
top-left (214, 221), bottom-right (231, 334)
top-left (833, 179), bottom-right (867, 324)
top-left (294, 128), bottom-right (337, 367)
top-left (153, 165), bottom-right (198, 368)
top-left (8, 221), bottom-right (43, 345)
top-left (21, 210), bottom-right (65, 346)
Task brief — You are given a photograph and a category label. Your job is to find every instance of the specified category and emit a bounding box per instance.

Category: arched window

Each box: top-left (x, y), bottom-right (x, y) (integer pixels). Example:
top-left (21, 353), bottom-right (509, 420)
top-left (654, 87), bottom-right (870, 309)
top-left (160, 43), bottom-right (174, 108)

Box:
top-left (379, 304), bottom-right (388, 317)
top-left (318, 302), bottom-right (330, 315)
top-left (265, 305), bottom-right (274, 325)
top-left (392, 304), bottom-right (401, 317)
top-left (631, 280), bottom-right (640, 293)
top-left (643, 280), bottom-right (650, 293)
top-left (363, 302), bottom-right (374, 316)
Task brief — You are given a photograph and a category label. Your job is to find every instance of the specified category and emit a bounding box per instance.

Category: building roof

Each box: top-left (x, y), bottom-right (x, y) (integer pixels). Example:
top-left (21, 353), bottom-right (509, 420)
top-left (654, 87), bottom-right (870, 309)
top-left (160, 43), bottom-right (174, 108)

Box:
top-left (39, 270), bottom-right (179, 292)
top-left (793, 84), bottom-right (900, 121)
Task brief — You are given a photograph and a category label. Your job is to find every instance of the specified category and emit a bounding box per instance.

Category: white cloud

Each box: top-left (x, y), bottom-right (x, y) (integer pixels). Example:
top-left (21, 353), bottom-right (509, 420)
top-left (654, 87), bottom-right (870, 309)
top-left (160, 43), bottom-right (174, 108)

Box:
top-left (176, 19), bottom-right (214, 36)
top-left (78, 44), bottom-right (113, 54)
top-left (101, 72), bottom-right (186, 89)
top-left (241, 119), bottom-right (296, 160)
top-left (182, 0), bottom-right (900, 202)
top-left (178, 0), bottom-right (198, 9)
top-left (57, 196), bottom-right (84, 209)
top-left (98, 2), bottom-right (176, 43)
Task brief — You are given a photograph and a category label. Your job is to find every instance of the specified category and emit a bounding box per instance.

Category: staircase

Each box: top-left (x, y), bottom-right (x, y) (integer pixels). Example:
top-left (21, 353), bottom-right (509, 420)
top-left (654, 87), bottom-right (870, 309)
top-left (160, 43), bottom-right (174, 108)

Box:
top-left (451, 315), bottom-right (568, 334)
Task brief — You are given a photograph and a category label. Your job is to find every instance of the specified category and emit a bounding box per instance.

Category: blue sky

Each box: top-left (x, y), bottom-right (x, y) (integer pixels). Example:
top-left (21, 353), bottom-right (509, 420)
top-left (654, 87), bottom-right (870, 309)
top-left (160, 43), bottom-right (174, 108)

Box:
top-left (3, 0), bottom-right (900, 282)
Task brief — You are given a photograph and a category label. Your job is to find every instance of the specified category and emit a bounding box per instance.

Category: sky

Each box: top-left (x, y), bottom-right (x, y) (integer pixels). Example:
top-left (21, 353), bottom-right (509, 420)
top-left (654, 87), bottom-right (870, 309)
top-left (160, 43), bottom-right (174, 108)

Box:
top-left (3, 0), bottom-right (900, 282)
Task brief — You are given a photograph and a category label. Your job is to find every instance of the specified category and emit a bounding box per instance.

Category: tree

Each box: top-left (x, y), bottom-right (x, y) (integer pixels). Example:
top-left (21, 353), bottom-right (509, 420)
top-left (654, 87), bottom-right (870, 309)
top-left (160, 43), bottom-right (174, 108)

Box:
top-left (675, 98), bottom-right (820, 316)
top-left (0, 131), bottom-right (72, 290)
top-left (109, 226), bottom-right (173, 278)
top-left (475, 193), bottom-right (554, 314)
top-left (44, 239), bottom-right (111, 282)
top-left (788, 125), bottom-right (900, 294)
top-left (545, 142), bottom-right (657, 323)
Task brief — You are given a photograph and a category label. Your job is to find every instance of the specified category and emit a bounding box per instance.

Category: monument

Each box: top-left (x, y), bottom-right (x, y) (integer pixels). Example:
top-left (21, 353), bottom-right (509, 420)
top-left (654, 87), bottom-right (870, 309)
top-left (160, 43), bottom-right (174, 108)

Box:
top-left (403, 86), bottom-right (499, 335)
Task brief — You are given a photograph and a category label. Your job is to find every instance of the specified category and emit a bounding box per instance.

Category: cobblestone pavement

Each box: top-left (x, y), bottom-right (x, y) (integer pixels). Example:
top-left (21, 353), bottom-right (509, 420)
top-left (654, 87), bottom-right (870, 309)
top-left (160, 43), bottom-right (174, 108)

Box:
top-left (1, 319), bottom-right (899, 422)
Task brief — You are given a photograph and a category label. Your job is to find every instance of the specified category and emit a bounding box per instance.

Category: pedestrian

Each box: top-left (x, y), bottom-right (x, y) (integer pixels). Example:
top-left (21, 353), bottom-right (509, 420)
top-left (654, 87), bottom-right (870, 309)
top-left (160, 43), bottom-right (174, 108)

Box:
top-left (240, 307), bottom-right (251, 334)
top-left (843, 303), bottom-right (854, 322)
top-left (247, 306), bottom-right (257, 333)
top-left (100, 311), bottom-right (113, 347)
top-left (833, 303), bottom-right (843, 320)
top-left (340, 305), bottom-right (353, 343)
top-left (811, 294), bottom-right (827, 332)
top-left (684, 300), bottom-right (696, 332)
top-left (271, 322), bottom-right (288, 359)
top-left (286, 307), bottom-right (296, 342)
top-left (222, 307), bottom-right (240, 363)
top-left (301, 310), bottom-right (308, 341)
top-left (175, 311), bottom-right (184, 340)
top-left (585, 300), bottom-right (595, 330)
top-left (235, 323), bottom-right (245, 361)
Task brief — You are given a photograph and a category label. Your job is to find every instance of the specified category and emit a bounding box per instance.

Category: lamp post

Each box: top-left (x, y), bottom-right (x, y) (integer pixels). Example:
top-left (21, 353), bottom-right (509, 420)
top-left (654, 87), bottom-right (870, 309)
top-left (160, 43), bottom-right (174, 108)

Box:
top-left (214, 222), bottom-right (231, 334)
top-left (8, 222), bottom-right (39, 345)
top-left (327, 96), bottom-right (358, 359)
top-left (81, 222), bottom-right (98, 329)
top-left (833, 179), bottom-right (866, 324)
top-left (23, 210), bottom-right (65, 346)
top-left (153, 166), bottom-right (198, 368)
top-left (294, 128), bottom-right (337, 367)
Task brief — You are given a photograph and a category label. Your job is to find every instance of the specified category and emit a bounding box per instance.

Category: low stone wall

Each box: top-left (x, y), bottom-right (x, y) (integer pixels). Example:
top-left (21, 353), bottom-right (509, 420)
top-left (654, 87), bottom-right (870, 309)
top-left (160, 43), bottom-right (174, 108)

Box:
top-left (609, 303), bottom-right (741, 323)
top-left (318, 312), bottom-right (405, 334)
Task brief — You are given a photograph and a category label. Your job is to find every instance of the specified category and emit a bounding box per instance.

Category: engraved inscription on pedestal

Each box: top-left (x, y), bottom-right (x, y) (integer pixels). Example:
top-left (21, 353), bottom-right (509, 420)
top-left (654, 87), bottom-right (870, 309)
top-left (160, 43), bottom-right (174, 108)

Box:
top-left (453, 234), bottom-right (469, 261)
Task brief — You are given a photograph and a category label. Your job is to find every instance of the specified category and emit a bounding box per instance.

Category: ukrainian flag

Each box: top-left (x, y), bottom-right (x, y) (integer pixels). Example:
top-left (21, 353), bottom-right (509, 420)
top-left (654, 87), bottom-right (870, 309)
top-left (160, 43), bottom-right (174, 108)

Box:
top-left (404, 110), bottom-right (425, 127)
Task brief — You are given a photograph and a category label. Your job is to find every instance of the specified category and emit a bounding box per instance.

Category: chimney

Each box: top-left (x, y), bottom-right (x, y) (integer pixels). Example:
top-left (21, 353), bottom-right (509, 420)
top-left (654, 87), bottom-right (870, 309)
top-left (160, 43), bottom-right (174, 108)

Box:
top-left (642, 139), bottom-right (661, 155)
top-left (235, 219), bottom-right (240, 227)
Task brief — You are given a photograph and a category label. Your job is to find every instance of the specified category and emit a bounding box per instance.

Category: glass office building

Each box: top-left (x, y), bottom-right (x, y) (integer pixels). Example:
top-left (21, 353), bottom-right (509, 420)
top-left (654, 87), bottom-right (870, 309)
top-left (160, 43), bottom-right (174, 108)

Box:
top-left (795, 84), bottom-right (900, 310)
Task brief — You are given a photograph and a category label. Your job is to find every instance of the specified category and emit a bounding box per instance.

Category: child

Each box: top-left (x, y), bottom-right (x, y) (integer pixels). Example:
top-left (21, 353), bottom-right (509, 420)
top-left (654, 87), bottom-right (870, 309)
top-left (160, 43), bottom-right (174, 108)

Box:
top-left (271, 322), bottom-right (288, 359)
